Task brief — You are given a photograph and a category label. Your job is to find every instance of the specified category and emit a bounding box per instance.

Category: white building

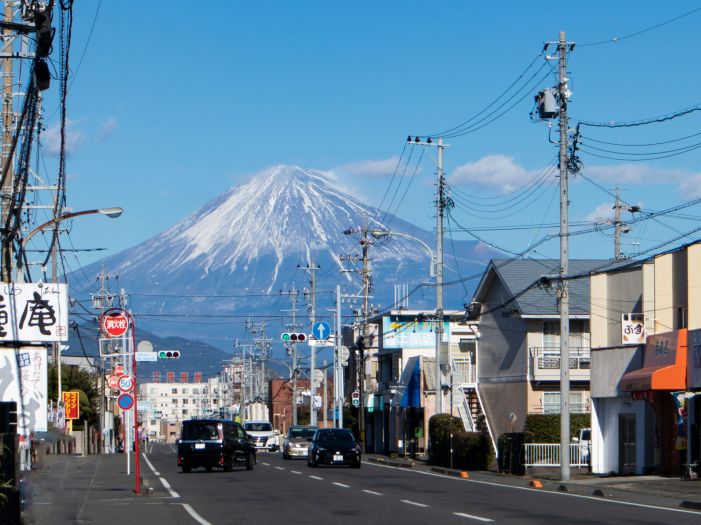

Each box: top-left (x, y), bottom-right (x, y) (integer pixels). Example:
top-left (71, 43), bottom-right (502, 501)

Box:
top-left (138, 376), bottom-right (230, 441)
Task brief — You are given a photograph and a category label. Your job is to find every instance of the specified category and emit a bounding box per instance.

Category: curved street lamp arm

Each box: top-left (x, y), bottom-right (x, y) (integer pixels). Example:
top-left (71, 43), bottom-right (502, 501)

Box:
top-left (370, 229), bottom-right (436, 277)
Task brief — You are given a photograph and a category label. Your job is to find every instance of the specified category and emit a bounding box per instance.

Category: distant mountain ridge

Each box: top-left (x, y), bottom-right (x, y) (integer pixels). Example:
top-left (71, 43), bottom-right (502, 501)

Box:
top-left (71, 165), bottom-right (497, 351)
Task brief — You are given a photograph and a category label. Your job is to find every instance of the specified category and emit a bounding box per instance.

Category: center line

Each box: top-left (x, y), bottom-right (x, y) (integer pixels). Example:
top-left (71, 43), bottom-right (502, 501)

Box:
top-left (290, 470), bottom-right (301, 475)
top-left (275, 466), bottom-right (285, 470)
top-left (363, 490), bottom-right (382, 496)
top-left (401, 500), bottom-right (428, 508)
top-left (453, 512), bottom-right (494, 522)
top-left (309, 475), bottom-right (323, 480)
top-left (333, 482), bottom-right (350, 488)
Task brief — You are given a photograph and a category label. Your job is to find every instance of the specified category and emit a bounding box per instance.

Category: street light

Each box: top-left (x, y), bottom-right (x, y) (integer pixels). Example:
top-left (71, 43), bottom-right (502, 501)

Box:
top-left (22, 207), bottom-right (124, 246)
top-left (369, 229), bottom-right (435, 277)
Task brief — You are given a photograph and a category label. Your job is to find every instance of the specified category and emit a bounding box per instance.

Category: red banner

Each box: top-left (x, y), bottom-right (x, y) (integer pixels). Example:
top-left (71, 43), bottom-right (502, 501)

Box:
top-left (63, 391), bottom-right (79, 420)
top-left (167, 371), bottom-right (175, 383)
top-left (153, 371), bottom-right (161, 383)
top-left (194, 372), bottom-right (202, 383)
top-left (180, 372), bottom-right (188, 383)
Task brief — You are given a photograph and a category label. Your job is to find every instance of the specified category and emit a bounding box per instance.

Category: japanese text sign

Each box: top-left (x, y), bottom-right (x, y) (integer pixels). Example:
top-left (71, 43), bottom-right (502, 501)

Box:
top-left (0, 283), bottom-right (68, 342)
top-left (0, 347), bottom-right (48, 433)
top-left (63, 391), bottom-right (79, 420)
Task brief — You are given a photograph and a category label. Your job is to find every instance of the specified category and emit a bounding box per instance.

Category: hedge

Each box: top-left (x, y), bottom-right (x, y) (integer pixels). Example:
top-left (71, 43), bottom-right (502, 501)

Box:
top-left (523, 413), bottom-right (591, 443)
top-left (429, 414), bottom-right (494, 470)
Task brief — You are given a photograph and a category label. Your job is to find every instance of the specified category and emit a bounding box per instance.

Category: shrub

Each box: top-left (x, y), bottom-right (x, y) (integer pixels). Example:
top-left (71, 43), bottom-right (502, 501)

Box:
top-left (429, 414), bottom-right (493, 470)
top-left (524, 413), bottom-right (591, 443)
top-left (428, 414), bottom-right (464, 465)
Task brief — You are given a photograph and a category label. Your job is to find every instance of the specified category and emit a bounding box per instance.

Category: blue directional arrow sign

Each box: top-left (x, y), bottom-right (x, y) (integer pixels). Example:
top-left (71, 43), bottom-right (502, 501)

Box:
top-left (312, 321), bottom-right (331, 341)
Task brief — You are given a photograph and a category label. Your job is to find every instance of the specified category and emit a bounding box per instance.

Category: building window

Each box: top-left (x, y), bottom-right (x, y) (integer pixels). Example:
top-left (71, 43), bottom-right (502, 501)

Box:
top-left (183, 399), bottom-right (189, 405)
top-left (542, 392), bottom-right (586, 414)
top-left (171, 388), bottom-right (178, 395)
top-left (678, 307), bottom-right (688, 329)
top-left (543, 321), bottom-right (590, 351)
top-left (182, 388), bottom-right (188, 395)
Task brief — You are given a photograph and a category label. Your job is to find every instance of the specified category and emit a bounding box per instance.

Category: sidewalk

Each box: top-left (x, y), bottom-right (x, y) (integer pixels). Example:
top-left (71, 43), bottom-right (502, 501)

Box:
top-left (24, 452), bottom-right (192, 525)
top-left (365, 453), bottom-right (701, 512)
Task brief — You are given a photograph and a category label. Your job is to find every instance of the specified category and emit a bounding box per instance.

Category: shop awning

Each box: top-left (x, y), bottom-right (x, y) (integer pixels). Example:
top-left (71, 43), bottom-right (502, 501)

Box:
top-left (620, 329), bottom-right (687, 392)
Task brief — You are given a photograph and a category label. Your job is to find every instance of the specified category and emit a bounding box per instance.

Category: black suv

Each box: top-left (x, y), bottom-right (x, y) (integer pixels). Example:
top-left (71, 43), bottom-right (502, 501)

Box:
top-left (177, 419), bottom-right (256, 473)
top-left (307, 428), bottom-right (361, 468)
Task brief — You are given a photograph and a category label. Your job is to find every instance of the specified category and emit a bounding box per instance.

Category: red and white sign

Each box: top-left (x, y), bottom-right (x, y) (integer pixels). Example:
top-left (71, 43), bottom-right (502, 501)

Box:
top-left (114, 364), bottom-right (124, 376)
top-left (101, 311), bottom-right (129, 338)
top-left (108, 375), bottom-right (120, 389)
top-left (118, 375), bottom-right (134, 393)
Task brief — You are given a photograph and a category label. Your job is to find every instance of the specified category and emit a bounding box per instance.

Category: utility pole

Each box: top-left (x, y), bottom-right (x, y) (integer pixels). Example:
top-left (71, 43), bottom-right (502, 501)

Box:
top-left (289, 286), bottom-right (300, 425)
top-left (334, 284), bottom-right (342, 428)
top-left (435, 136), bottom-right (445, 416)
top-left (359, 226), bottom-right (371, 452)
top-left (1, 0), bottom-right (14, 282)
top-left (299, 256), bottom-right (320, 425)
top-left (556, 31), bottom-right (572, 482)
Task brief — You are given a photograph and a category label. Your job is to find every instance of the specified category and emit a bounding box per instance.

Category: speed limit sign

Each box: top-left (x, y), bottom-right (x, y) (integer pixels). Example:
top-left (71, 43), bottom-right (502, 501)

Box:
top-left (118, 375), bottom-right (134, 393)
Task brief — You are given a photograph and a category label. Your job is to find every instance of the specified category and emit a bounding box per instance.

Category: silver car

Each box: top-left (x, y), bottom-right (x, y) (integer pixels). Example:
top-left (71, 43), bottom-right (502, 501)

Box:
top-left (281, 425), bottom-right (318, 459)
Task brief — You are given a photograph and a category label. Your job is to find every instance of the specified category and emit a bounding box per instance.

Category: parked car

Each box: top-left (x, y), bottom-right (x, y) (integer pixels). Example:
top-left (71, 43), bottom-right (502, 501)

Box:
top-left (243, 421), bottom-right (279, 451)
top-left (281, 425), bottom-right (318, 459)
top-left (307, 428), bottom-right (361, 468)
top-left (572, 427), bottom-right (591, 463)
top-left (177, 419), bottom-right (256, 473)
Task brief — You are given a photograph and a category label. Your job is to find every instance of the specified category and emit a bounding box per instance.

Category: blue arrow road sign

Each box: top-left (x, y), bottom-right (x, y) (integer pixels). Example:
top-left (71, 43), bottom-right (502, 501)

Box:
top-left (312, 321), bottom-right (331, 340)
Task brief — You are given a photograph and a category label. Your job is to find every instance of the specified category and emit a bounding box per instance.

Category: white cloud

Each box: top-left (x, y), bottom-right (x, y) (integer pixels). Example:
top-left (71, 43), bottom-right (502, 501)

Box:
top-left (98, 117), bottom-right (117, 142)
top-left (336, 156), bottom-right (401, 178)
top-left (42, 121), bottom-right (85, 157)
top-left (584, 202), bottom-right (614, 223)
top-left (680, 172), bottom-right (701, 199)
top-left (450, 155), bottom-right (546, 193)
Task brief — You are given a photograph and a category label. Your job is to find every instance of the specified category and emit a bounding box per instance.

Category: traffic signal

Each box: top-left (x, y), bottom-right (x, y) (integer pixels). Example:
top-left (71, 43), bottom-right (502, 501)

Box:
top-left (158, 350), bottom-right (180, 359)
top-left (280, 332), bottom-right (306, 343)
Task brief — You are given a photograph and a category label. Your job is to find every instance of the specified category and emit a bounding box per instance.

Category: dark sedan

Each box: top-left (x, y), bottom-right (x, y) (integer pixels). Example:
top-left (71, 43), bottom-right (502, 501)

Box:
top-left (307, 429), bottom-right (361, 468)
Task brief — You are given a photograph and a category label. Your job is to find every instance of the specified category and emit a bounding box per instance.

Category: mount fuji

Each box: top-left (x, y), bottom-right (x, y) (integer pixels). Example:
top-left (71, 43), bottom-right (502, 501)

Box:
top-left (71, 165), bottom-right (496, 351)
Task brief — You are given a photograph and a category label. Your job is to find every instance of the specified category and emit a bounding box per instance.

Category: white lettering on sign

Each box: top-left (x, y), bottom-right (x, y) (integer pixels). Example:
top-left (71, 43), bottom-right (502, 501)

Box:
top-left (105, 318), bottom-right (128, 330)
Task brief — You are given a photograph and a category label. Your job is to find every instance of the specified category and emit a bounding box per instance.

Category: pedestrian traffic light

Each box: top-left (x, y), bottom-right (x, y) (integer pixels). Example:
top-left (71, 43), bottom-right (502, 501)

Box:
top-left (158, 350), bottom-right (180, 359)
top-left (280, 332), bottom-right (306, 343)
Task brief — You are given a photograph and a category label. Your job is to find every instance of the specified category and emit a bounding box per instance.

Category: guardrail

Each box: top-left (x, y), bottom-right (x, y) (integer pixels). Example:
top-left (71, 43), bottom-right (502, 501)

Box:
top-left (523, 443), bottom-right (589, 469)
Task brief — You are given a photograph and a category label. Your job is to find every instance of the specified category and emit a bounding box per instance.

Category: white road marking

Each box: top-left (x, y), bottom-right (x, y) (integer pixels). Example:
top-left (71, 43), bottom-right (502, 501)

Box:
top-left (275, 466), bottom-right (285, 470)
top-left (141, 453), bottom-right (160, 476)
top-left (262, 462), bottom-right (270, 466)
top-left (401, 499), bottom-right (428, 508)
top-left (362, 490), bottom-right (383, 496)
top-left (333, 482), bottom-right (350, 488)
top-left (366, 461), bottom-right (701, 516)
top-left (291, 470), bottom-right (302, 475)
top-left (454, 512), bottom-right (494, 522)
top-left (181, 503), bottom-right (214, 525)
top-left (309, 475), bottom-right (324, 480)
top-left (158, 477), bottom-right (180, 499)
top-left (140, 452), bottom-right (178, 498)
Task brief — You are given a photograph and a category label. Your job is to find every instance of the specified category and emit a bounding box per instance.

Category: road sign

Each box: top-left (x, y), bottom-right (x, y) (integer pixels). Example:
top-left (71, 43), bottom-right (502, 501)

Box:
top-left (108, 375), bottom-right (120, 389)
top-left (339, 346), bottom-right (350, 362)
top-left (118, 375), bottom-right (134, 393)
top-left (117, 393), bottom-right (134, 410)
top-left (137, 340), bottom-right (153, 353)
top-left (312, 321), bottom-right (331, 340)
top-left (114, 364), bottom-right (124, 376)
top-left (135, 351), bottom-right (158, 362)
top-left (308, 336), bottom-right (334, 347)
top-left (313, 369), bottom-right (324, 386)
top-left (351, 390), bottom-right (360, 406)
top-left (63, 391), bottom-right (79, 419)
top-left (101, 310), bottom-right (129, 338)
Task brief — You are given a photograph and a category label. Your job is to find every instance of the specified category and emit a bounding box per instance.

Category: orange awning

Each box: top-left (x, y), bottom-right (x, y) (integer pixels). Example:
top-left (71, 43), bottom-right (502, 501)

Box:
top-left (620, 329), bottom-right (687, 392)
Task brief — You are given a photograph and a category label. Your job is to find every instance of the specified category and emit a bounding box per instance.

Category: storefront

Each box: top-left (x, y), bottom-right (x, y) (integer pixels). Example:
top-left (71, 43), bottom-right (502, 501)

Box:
top-left (687, 329), bottom-right (701, 471)
top-left (620, 329), bottom-right (688, 475)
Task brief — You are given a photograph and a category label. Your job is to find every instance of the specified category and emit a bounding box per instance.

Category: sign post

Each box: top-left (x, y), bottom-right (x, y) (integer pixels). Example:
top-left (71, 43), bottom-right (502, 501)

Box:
top-left (100, 308), bottom-right (140, 495)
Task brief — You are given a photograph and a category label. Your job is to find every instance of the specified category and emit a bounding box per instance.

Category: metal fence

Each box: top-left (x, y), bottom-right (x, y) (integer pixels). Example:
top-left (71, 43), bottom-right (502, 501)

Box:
top-left (523, 443), bottom-right (589, 469)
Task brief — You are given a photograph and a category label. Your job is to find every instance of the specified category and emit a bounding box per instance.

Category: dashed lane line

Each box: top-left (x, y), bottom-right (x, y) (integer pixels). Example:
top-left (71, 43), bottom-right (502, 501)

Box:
top-left (275, 466), bottom-right (285, 470)
top-left (290, 470), bottom-right (302, 475)
top-left (262, 462), bottom-right (270, 466)
top-left (309, 475), bottom-right (324, 480)
top-left (453, 512), bottom-right (494, 522)
top-left (362, 490), bottom-right (383, 496)
top-left (333, 482), bottom-right (350, 488)
top-left (401, 500), bottom-right (428, 508)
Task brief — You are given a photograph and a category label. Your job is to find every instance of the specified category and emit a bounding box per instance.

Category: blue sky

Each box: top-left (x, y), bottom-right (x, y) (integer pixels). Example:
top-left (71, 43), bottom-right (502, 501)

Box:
top-left (37, 1), bottom-right (701, 274)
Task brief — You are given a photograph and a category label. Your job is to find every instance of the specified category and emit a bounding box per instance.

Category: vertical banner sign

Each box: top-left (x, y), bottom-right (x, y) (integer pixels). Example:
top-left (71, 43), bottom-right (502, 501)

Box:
top-left (671, 391), bottom-right (693, 450)
top-left (167, 371), bottom-right (175, 383)
top-left (153, 371), bottom-right (161, 383)
top-left (63, 391), bottom-right (80, 420)
top-left (194, 372), bottom-right (202, 383)
top-left (180, 372), bottom-right (188, 383)
top-left (0, 348), bottom-right (48, 433)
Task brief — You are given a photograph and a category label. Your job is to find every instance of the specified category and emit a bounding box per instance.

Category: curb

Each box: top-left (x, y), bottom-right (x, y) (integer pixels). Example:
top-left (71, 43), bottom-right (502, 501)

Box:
top-left (367, 457), bottom-right (415, 469)
top-left (430, 467), bottom-right (469, 479)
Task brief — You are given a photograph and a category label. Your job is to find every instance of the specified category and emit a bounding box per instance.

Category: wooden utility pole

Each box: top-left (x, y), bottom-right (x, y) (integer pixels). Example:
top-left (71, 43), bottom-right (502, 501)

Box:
top-left (1, 1), bottom-right (15, 282)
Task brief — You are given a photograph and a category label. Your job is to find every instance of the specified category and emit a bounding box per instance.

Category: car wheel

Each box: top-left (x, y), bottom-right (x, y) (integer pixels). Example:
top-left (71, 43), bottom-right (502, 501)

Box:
top-left (283, 451), bottom-right (289, 460)
top-left (224, 456), bottom-right (234, 472)
top-left (182, 465), bottom-right (191, 473)
top-left (246, 452), bottom-right (255, 471)
top-left (351, 460), bottom-right (361, 469)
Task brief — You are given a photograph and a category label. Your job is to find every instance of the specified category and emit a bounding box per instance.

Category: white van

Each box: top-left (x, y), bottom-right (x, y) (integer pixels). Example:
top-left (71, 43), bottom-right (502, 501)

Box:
top-left (243, 421), bottom-right (279, 451)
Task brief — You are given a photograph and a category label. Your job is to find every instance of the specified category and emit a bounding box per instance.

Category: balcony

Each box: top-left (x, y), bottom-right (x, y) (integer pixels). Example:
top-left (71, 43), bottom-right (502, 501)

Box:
top-left (452, 357), bottom-right (477, 385)
top-left (529, 347), bottom-right (591, 382)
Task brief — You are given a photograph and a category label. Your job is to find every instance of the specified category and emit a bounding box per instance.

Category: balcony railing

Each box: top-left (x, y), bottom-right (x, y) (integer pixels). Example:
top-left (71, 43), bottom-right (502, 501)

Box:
top-left (452, 357), bottom-right (476, 384)
top-left (529, 347), bottom-right (591, 381)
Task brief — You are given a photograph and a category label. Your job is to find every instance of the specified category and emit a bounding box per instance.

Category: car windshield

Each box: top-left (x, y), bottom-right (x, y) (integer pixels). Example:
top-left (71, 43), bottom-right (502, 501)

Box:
top-left (316, 430), bottom-right (356, 446)
top-left (289, 427), bottom-right (317, 439)
top-left (182, 422), bottom-right (219, 440)
top-left (244, 422), bottom-right (272, 432)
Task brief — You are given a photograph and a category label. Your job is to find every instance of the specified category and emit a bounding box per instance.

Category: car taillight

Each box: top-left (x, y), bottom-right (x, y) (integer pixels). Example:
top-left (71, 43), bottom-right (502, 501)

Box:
top-left (177, 456), bottom-right (182, 465)
top-left (219, 455), bottom-right (225, 465)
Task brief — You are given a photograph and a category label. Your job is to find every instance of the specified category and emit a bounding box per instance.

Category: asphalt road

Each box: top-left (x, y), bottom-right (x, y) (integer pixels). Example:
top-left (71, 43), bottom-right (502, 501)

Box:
top-left (143, 444), bottom-right (701, 525)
